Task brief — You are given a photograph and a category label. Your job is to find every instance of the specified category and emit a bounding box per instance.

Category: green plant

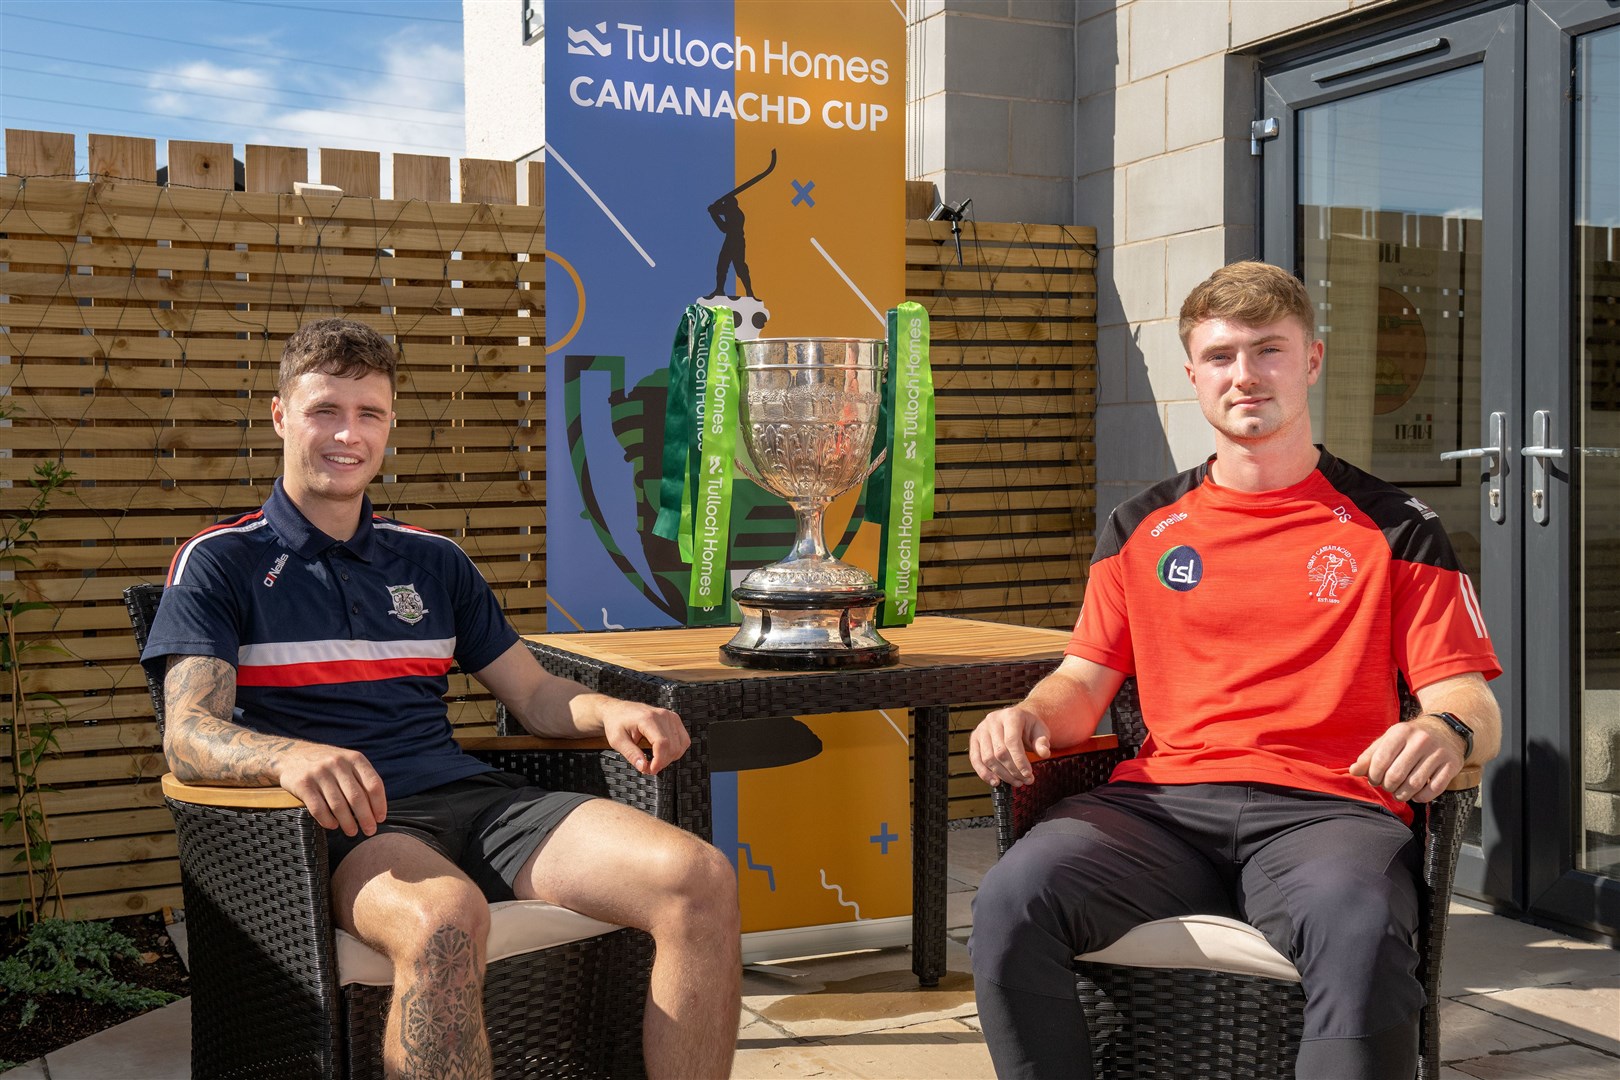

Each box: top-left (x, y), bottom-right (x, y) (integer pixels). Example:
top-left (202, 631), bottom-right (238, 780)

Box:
top-left (0, 918), bottom-right (178, 1027)
top-left (1, 400), bottom-right (74, 926)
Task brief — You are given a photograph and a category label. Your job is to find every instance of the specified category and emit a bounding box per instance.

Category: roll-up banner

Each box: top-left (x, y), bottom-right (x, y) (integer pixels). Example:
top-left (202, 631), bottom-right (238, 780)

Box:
top-left (544, 1), bottom-right (910, 959)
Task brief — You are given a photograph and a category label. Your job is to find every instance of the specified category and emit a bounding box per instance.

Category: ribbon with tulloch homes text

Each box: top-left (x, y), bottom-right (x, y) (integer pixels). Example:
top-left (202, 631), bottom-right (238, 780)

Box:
top-left (686, 309), bottom-right (738, 621)
top-left (874, 302), bottom-right (935, 625)
top-left (653, 305), bottom-right (715, 564)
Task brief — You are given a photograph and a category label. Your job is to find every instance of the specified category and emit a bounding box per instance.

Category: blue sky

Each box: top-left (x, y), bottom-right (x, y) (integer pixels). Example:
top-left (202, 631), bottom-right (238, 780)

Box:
top-left (0, 0), bottom-right (465, 181)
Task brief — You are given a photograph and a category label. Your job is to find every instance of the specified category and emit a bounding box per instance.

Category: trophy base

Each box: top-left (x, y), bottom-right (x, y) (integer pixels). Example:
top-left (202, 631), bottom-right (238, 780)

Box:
top-left (720, 587), bottom-right (898, 670)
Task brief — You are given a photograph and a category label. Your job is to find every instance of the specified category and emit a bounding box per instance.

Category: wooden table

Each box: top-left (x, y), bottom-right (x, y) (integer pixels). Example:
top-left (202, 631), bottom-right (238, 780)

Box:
top-left (520, 615), bottom-right (1071, 985)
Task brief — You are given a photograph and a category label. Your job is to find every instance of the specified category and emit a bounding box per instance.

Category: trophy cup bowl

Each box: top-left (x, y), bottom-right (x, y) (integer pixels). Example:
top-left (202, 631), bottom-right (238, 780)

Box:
top-left (721, 337), bottom-right (898, 669)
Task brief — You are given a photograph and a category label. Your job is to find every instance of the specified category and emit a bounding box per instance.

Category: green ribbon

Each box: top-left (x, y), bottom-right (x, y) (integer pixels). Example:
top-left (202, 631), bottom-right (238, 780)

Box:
top-left (653, 305), bottom-right (714, 563)
top-left (687, 309), bottom-right (738, 621)
top-left (877, 302), bottom-right (935, 625)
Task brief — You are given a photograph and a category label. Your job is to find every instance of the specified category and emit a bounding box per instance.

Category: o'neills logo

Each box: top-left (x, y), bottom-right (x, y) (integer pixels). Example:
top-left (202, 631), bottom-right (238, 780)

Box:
top-left (1307, 545), bottom-right (1358, 603)
top-left (262, 552), bottom-right (290, 588)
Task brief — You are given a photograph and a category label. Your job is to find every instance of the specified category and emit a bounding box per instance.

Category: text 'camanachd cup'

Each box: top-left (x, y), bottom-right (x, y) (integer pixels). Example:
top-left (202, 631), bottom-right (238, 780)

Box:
top-left (722, 337), bottom-right (897, 669)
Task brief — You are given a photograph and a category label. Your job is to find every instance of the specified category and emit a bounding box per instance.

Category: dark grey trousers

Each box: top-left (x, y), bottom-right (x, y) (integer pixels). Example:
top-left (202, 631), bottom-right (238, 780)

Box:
top-left (969, 782), bottom-right (1423, 1080)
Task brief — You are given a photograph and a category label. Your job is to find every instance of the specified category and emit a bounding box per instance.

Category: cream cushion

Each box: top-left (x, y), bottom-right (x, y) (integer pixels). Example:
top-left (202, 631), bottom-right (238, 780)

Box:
top-left (1076, 914), bottom-right (1301, 983)
top-left (336, 899), bottom-right (624, 987)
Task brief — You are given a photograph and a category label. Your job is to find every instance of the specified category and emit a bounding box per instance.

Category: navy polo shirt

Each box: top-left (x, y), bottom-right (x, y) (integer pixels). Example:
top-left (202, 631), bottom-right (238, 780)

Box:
top-left (141, 479), bottom-right (520, 798)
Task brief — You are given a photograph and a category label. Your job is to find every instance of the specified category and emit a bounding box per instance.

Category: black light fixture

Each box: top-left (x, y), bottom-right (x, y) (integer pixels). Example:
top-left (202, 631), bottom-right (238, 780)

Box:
top-left (928, 196), bottom-right (972, 265)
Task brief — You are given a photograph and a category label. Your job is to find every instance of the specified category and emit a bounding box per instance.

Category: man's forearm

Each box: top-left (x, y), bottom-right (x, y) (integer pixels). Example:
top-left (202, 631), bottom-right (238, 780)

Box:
top-left (1413, 673), bottom-right (1502, 767)
top-left (162, 655), bottom-right (300, 785)
top-left (1020, 657), bottom-right (1123, 748)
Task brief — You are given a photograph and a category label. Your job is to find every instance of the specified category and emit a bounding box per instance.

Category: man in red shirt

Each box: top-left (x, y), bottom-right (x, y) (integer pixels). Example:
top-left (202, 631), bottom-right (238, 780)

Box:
top-left (968, 262), bottom-right (1501, 1080)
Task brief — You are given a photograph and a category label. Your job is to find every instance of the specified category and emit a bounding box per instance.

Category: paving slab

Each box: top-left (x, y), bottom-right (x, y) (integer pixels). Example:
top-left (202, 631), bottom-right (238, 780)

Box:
top-left (1453, 977), bottom-right (1620, 1056)
top-left (948, 888), bottom-right (973, 930)
top-left (732, 1019), bottom-right (991, 1079)
top-left (1439, 998), bottom-right (1566, 1061)
top-left (1441, 901), bottom-right (1619, 995)
top-left (0, 1062), bottom-right (48, 1079)
top-left (1448, 1041), bottom-right (1620, 1079)
top-left (42, 997), bottom-right (191, 1080)
top-left (946, 828), bottom-right (999, 890)
top-left (742, 942), bottom-right (977, 1039)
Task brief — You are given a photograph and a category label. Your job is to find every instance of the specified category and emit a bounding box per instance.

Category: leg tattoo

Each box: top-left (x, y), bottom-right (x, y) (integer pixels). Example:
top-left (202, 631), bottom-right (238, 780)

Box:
top-left (395, 926), bottom-right (491, 1080)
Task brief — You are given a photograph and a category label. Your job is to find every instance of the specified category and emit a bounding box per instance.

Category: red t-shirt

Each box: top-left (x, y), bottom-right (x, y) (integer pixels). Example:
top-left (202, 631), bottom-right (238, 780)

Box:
top-left (1068, 449), bottom-right (1500, 823)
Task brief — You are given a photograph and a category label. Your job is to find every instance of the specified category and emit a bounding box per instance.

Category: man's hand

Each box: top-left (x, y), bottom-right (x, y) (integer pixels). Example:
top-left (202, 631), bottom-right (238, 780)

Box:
top-left (970, 704), bottom-right (1053, 788)
top-left (274, 743), bottom-right (388, 837)
top-left (595, 698), bottom-right (689, 776)
top-left (1348, 718), bottom-right (1464, 804)
top-left (474, 642), bottom-right (690, 773)
top-left (164, 653), bottom-right (385, 834)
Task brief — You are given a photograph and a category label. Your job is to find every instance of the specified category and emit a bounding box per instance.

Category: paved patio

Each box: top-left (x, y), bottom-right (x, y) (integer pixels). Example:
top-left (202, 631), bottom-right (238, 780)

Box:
top-left (6, 827), bottom-right (1617, 1079)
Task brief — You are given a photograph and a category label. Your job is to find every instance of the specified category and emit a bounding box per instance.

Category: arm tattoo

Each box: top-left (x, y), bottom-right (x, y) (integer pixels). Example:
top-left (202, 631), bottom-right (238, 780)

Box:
top-left (162, 655), bottom-right (300, 785)
top-left (396, 925), bottom-right (491, 1080)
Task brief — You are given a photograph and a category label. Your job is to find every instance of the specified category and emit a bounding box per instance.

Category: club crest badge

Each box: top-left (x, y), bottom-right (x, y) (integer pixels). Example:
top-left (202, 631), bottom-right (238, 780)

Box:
top-left (386, 584), bottom-right (428, 624)
top-left (1307, 546), bottom-right (1358, 603)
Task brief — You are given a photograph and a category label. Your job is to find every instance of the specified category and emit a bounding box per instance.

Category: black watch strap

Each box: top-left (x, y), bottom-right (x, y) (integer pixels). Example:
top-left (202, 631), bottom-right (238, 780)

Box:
top-left (1422, 710), bottom-right (1474, 761)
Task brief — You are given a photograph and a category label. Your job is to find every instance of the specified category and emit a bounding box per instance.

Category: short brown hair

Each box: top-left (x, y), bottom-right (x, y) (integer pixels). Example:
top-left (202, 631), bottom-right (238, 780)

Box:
top-left (278, 319), bottom-right (397, 394)
top-left (1178, 261), bottom-right (1317, 348)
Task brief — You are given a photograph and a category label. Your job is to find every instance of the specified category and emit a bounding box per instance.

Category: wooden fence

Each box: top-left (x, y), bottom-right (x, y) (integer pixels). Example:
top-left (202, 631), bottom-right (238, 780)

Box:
top-left (1, 129), bottom-right (1095, 918)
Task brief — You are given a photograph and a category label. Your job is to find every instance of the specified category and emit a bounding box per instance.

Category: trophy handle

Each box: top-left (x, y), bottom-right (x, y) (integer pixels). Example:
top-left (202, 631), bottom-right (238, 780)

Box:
top-left (858, 447), bottom-right (888, 484)
top-left (734, 454), bottom-right (768, 488)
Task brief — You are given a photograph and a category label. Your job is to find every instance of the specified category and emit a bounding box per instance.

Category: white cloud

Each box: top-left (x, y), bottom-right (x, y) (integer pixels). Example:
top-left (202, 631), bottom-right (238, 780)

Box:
top-left (144, 26), bottom-right (465, 192)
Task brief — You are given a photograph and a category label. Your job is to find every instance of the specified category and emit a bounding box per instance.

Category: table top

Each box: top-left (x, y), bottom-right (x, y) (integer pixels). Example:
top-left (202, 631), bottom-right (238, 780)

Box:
top-left (521, 616), bottom-right (1072, 718)
top-left (523, 616), bottom-right (1069, 683)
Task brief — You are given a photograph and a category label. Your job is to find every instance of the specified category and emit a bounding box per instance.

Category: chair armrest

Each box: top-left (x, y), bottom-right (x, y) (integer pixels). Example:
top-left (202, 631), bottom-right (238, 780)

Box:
top-left (458, 735), bottom-right (618, 753)
top-left (161, 774), bottom-right (304, 809)
top-left (993, 735), bottom-right (1134, 856)
top-left (1448, 764), bottom-right (1481, 791)
top-left (160, 779), bottom-right (344, 1075)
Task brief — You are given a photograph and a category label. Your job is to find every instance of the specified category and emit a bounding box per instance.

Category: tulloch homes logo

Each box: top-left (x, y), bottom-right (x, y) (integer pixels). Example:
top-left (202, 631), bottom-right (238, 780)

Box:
top-left (568, 22), bottom-right (613, 57)
top-left (1156, 545), bottom-right (1203, 592)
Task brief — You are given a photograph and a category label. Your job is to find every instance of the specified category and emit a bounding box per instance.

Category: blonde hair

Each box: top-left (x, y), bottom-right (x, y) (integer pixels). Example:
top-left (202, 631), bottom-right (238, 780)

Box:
top-left (1178, 261), bottom-right (1316, 348)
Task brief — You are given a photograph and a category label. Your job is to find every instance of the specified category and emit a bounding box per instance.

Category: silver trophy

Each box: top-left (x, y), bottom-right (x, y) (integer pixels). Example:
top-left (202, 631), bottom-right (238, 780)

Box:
top-left (722, 337), bottom-right (897, 669)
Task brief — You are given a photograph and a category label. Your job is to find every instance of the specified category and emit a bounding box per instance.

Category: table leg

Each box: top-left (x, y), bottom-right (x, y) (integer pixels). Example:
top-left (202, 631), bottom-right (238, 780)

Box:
top-left (912, 705), bottom-right (949, 987)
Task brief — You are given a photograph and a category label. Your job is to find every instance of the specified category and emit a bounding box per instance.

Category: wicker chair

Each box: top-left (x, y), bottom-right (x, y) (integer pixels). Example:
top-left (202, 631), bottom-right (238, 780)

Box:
top-left (992, 677), bottom-right (1478, 1080)
top-left (126, 583), bottom-right (675, 1080)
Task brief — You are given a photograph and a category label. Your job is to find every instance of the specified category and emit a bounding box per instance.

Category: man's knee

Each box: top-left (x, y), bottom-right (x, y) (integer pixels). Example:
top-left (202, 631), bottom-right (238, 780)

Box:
top-left (641, 834), bottom-right (740, 936)
top-left (386, 878), bottom-right (492, 971)
top-left (970, 843), bottom-right (1081, 987)
top-left (1290, 857), bottom-right (1419, 952)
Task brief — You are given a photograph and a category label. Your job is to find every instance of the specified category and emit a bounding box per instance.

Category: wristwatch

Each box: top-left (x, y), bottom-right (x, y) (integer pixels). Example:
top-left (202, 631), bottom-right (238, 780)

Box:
top-left (1417, 710), bottom-right (1474, 762)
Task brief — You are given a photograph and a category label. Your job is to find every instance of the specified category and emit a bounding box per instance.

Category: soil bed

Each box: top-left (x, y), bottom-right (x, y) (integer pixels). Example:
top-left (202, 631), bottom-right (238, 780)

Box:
top-left (0, 913), bottom-right (189, 1070)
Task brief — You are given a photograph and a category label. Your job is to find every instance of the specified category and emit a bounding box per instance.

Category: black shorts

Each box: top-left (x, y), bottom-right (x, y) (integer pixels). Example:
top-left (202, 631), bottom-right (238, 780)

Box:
top-left (325, 771), bottom-right (595, 902)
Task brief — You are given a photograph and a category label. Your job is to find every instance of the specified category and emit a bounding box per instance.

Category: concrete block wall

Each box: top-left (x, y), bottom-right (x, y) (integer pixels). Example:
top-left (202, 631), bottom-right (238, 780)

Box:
top-left (908, 1), bottom-right (1078, 224)
top-left (908, 0), bottom-right (1396, 526)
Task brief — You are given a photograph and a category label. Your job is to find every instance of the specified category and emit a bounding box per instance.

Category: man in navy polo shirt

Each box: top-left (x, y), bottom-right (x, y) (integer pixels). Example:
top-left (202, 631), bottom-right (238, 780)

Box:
top-left (142, 319), bottom-right (740, 1079)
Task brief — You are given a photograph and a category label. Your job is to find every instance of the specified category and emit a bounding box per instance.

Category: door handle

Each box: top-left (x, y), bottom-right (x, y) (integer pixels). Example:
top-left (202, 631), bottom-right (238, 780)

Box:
top-left (1521, 409), bottom-right (1564, 525)
top-left (1442, 411), bottom-right (1506, 524)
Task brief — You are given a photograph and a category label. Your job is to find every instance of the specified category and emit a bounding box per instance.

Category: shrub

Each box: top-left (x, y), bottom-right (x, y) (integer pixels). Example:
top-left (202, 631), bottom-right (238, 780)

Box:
top-left (0, 918), bottom-right (178, 1027)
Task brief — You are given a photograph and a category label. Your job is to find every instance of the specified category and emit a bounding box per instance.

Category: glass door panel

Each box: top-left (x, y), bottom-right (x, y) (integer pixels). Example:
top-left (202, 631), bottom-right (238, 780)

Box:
top-left (1573, 24), bottom-right (1620, 882)
top-left (1264, 4), bottom-right (1524, 911)
top-left (1297, 66), bottom-right (1488, 843)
